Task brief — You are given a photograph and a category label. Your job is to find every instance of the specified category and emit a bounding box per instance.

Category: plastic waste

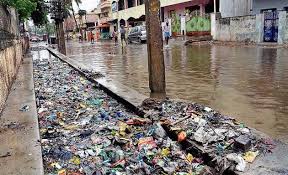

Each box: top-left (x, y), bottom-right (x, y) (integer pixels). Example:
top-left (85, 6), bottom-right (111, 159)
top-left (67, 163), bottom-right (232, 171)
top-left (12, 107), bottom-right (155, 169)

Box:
top-left (138, 137), bottom-right (157, 150)
top-left (243, 151), bottom-right (259, 163)
top-left (226, 153), bottom-right (246, 172)
top-left (58, 169), bottom-right (66, 175)
top-left (19, 105), bottom-right (30, 112)
top-left (33, 52), bottom-right (265, 175)
top-left (178, 131), bottom-right (187, 142)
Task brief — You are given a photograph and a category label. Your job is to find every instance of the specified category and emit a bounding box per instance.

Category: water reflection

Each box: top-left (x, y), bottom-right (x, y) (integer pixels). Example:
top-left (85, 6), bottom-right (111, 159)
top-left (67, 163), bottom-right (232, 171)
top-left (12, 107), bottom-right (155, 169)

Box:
top-left (66, 40), bottom-right (288, 142)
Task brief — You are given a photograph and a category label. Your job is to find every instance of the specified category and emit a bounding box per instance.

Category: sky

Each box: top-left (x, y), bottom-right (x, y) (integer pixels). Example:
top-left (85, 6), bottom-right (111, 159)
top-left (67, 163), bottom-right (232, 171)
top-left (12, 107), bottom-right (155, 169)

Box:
top-left (73, 0), bottom-right (100, 12)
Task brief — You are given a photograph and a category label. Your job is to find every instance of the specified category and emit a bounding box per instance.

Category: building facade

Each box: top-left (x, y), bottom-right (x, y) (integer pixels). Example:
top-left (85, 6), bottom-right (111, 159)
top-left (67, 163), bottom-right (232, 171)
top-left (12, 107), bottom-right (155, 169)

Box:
top-left (219, 0), bottom-right (252, 17)
top-left (95, 0), bottom-right (113, 39)
top-left (64, 11), bottom-right (98, 33)
top-left (162, 0), bottom-right (217, 37)
top-left (252, 0), bottom-right (288, 14)
top-left (212, 0), bottom-right (288, 44)
top-left (111, 0), bottom-right (218, 37)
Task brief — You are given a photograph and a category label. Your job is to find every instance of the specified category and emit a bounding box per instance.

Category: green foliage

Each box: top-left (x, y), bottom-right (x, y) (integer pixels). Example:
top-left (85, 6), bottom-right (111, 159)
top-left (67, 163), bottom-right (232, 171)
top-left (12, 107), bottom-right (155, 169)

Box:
top-left (31, 0), bottom-right (48, 26)
top-left (0, 0), bottom-right (37, 20)
top-left (45, 22), bottom-right (55, 35)
top-left (78, 9), bottom-right (86, 16)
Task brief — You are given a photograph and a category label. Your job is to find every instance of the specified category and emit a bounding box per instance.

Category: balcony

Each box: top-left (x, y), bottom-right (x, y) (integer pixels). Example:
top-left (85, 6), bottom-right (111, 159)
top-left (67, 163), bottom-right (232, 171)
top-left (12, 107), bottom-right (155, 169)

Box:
top-left (160, 0), bottom-right (192, 7)
top-left (112, 4), bottom-right (145, 20)
top-left (101, 1), bottom-right (111, 10)
top-left (99, 16), bottom-right (111, 24)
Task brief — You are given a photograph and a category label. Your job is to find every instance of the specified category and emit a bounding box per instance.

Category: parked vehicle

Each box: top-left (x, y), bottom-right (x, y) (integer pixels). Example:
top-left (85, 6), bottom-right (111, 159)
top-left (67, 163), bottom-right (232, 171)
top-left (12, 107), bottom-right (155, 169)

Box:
top-left (128, 26), bottom-right (146, 43)
top-left (30, 36), bottom-right (40, 42)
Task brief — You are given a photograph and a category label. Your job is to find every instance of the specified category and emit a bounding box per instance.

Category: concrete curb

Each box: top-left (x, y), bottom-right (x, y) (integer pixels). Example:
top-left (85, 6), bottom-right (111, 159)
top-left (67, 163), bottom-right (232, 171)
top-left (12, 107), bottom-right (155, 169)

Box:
top-left (0, 53), bottom-right (44, 175)
top-left (47, 48), bottom-right (148, 116)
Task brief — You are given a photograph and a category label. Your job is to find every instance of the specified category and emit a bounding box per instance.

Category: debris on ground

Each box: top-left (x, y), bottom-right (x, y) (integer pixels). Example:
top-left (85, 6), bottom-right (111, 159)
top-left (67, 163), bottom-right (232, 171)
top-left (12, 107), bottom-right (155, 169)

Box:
top-left (0, 152), bottom-right (11, 158)
top-left (33, 57), bottom-right (213, 175)
top-left (79, 68), bottom-right (105, 79)
top-left (140, 100), bottom-right (276, 173)
top-left (20, 105), bottom-right (30, 112)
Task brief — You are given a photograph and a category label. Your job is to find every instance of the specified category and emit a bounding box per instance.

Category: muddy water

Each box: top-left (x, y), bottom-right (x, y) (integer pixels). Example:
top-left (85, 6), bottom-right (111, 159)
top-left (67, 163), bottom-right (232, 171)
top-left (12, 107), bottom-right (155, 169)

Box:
top-left (66, 40), bottom-right (288, 142)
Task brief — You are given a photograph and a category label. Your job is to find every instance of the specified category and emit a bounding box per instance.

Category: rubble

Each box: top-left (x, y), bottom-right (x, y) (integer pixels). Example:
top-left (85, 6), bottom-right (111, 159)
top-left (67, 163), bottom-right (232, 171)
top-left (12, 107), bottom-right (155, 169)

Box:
top-left (33, 57), bottom-right (212, 175)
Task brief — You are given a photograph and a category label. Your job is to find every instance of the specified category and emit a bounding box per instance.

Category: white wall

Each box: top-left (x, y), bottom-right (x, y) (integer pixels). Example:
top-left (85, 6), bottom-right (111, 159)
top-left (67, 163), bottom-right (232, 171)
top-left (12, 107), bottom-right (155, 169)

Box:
top-left (252, 0), bottom-right (288, 14)
top-left (220, 0), bottom-right (252, 17)
top-left (213, 15), bottom-right (259, 42)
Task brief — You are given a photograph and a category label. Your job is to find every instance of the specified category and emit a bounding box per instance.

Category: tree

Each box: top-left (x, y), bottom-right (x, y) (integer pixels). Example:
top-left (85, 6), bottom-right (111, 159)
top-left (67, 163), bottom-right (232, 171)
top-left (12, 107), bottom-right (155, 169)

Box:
top-left (78, 9), bottom-right (86, 28)
top-left (0, 0), bottom-right (37, 21)
top-left (65, 0), bottom-right (82, 32)
top-left (31, 0), bottom-right (48, 26)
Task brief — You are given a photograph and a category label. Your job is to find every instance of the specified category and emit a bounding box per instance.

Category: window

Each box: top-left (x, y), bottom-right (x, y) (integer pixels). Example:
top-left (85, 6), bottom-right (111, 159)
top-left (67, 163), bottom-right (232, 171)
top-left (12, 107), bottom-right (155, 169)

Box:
top-left (168, 10), bottom-right (175, 18)
top-left (128, 0), bottom-right (134, 8)
top-left (185, 6), bottom-right (200, 15)
top-left (118, 0), bottom-right (124, 11)
top-left (139, 0), bottom-right (144, 5)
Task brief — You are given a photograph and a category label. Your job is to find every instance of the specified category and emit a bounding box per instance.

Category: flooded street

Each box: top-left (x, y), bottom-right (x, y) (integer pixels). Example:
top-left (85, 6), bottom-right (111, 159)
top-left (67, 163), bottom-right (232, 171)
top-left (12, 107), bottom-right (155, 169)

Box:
top-left (66, 40), bottom-right (288, 142)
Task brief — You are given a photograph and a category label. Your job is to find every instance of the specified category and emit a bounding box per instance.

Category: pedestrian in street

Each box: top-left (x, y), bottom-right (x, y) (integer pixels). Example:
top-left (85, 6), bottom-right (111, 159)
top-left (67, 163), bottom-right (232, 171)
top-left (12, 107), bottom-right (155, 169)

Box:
top-left (120, 25), bottom-right (127, 47)
top-left (163, 22), bottom-right (170, 45)
top-left (112, 28), bottom-right (118, 45)
top-left (78, 33), bottom-right (82, 43)
top-left (90, 31), bottom-right (95, 44)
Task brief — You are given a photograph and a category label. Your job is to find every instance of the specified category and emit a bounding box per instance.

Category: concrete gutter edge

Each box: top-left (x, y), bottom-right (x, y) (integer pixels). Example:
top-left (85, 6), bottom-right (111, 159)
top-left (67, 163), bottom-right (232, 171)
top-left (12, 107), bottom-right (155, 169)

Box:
top-left (47, 48), bottom-right (148, 116)
top-left (0, 53), bottom-right (44, 175)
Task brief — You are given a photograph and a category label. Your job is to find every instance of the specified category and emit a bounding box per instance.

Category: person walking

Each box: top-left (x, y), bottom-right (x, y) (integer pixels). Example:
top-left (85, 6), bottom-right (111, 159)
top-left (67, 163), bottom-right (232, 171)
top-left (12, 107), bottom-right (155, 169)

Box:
top-left (90, 31), bottom-right (95, 44)
top-left (112, 28), bottom-right (118, 45)
top-left (163, 22), bottom-right (170, 45)
top-left (120, 25), bottom-right (127, 46)
top-left (78, 33), bottom-right (82, 43)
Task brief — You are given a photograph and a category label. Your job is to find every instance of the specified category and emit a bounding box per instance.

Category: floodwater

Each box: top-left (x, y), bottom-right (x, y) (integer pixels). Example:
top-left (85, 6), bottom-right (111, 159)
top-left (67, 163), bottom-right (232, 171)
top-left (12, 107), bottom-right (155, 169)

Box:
top-left (66, 40), bottom-right (288, 142)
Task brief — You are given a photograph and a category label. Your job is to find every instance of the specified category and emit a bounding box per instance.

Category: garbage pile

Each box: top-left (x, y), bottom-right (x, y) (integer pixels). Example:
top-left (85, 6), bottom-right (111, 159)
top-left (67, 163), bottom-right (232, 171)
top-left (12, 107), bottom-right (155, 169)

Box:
top-left (33, 57), bottom-right (214, 175)
top-left (141, 100), bottom-right (276, 174)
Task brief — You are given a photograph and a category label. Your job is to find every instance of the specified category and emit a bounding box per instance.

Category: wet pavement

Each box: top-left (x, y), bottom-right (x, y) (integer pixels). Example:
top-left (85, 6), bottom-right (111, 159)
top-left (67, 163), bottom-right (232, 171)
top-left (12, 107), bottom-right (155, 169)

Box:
top-left (66, 40), bottom-right (288, 143)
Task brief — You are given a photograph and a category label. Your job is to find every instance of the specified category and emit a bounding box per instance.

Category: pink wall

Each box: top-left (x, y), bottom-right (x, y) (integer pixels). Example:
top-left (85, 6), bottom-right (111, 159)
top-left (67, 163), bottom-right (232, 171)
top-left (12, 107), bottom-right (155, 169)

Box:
top-left (163, 0), bottom-right (210, 20)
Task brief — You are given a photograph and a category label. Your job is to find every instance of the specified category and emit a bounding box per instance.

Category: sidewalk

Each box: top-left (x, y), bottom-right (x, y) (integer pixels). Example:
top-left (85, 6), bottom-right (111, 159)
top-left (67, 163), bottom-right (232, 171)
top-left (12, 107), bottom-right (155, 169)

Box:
top-left (0, 53), bottom-right (44, 175)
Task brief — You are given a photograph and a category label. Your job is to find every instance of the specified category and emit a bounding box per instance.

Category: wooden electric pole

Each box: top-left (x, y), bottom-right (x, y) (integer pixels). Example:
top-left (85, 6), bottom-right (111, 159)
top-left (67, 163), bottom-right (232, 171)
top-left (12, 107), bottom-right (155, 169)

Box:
top-left (145, 0), bottom-right (166, 94)
top-left (49, 0), bottom-right (66, 55)
top-left (56, 21), bottom-right (66, 55)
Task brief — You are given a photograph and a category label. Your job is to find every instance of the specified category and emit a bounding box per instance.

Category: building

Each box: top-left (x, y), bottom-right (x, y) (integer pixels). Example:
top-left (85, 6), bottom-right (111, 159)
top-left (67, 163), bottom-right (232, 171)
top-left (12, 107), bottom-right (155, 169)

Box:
top-left (96, 0), bottom-right (113, 39)
top-left (219, 0), bottom-right (252, 18)
top-left (111, 0), bottom-right (219, 37)
top-left (64, 11), bottom-right (98, 33)
top-left (212, 0), bottom-right (288, 44)
top-left (162, 0), bottom-right (218, 37)
top-left (252, 0), bottom-right (288, 14)
top-left (111, 0), bottom-right (145, 29)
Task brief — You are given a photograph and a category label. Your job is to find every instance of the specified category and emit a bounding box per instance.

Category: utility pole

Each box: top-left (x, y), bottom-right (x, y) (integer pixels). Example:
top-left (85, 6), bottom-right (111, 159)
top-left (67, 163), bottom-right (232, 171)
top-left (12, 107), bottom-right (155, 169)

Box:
top-left (48, 0), bottom-right (66, 55)
top-left (145, 0), bottom-right (166, 94)
top-left (56, 21), bottom-right (66, 55)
